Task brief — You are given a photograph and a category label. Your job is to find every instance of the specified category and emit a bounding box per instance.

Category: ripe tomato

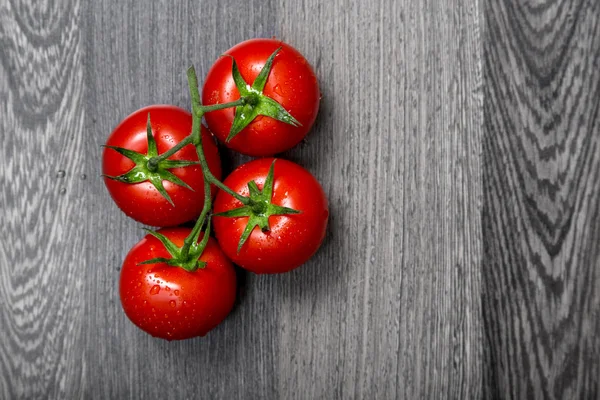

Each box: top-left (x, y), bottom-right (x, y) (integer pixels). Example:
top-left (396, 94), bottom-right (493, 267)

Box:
top-left (103, 105), bottom-right (221, 227)
top-left (213, 158), bottom-right (328, 274)
top-left (202, 39), bottom-right (320, 156)
top-left (119, 227), bottom-right (237, 340)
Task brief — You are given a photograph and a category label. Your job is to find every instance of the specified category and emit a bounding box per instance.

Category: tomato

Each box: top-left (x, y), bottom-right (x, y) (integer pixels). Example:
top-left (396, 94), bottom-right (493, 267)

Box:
top-left (213, 158), bottom-right (328, 274)
top-left (202, 39), bottom-right (320, 156)
top-left (103, 105), bottom-right (221, 227)
top-left (119, 227), bottom-right (237, 340)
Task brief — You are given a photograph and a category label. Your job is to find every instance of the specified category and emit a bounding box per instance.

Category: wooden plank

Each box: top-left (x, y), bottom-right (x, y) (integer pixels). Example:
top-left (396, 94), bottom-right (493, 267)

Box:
top-left (275, 0), bottom-right (484, 398)
top-left (482, 1), bottom-right (600, 398)
top-left (0, 0), bottom-right (86, 398)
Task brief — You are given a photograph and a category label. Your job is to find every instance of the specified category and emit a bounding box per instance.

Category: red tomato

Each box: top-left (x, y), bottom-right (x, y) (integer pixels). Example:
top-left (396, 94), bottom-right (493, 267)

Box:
top-left (213, 158), bottom-right (328, 274)
top-left (202, 39), bottom-right (320, 156)
top-left (119, 227), bottom-right (237, 340)
top-left (103, 105), bottom-right (221, 227)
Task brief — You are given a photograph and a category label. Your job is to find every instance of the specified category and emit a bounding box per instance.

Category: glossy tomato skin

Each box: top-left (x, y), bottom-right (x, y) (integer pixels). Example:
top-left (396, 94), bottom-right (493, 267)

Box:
top-left (119, 227), bottom-right (237, 340)
top-left (203, 39), bottom-right (320, 156)
top-left (103, 105), bottom-right (221, 227)
top-left (213, 158), bottom-right (328, 274)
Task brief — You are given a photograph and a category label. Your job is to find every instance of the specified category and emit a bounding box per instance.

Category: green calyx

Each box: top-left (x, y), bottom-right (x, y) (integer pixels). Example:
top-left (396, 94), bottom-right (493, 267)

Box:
top-left (214, 160), bottom-right (300, 253)
top-left (103, 114), bottom-right (198, 206)
top-left (139, 219), bottom-right (212, 272)
top-left (226, 48), bottom-right (301, 142)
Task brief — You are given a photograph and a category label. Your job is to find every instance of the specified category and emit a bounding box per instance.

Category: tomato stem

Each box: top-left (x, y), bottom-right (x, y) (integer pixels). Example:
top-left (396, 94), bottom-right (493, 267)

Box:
top-left (179, 66), bottom-right (253, 259)
top-left (199, 98), bottom-right (246, 114)
top-left (148, 135), bottom-right (194, 168)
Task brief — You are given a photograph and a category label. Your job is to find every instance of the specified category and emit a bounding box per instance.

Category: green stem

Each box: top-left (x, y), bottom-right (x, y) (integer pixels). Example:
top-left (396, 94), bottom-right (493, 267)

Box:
top-left (148, 135), bottom-right (194, 169)
top-left (200, 98), bottom-right (245, 114)
top-left (205, 174), bottom-right (250, 204)
top-left (180, 67), bottom-right (209, 259)
top-left (180, 67), bottom-right (250, 259)
top-left (188, 66), bottom-right (249, 204)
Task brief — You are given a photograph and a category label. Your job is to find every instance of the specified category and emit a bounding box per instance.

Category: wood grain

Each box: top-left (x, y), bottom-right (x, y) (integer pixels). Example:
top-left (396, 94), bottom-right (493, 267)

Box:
top-left (0, 0), bottom-right (86, 398)
top-left (275, 0), bottom-right (484, 398)
top-left (482, 1), bottom-right (600, 398)
top-left (2, 0), bottom-right (482, 398)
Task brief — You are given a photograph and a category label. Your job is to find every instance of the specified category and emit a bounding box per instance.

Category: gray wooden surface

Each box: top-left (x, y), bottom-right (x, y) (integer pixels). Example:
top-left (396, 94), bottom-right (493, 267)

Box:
top-left (0, 0), bottom-right (598, 399)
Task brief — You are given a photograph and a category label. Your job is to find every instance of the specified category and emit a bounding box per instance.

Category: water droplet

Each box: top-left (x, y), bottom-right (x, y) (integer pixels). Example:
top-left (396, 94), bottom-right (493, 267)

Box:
top-left (169, 300), bottom-right (176, 308)
top-left (150, 285), bottom-right (160, 295)
top-left (80, 174), bottom-right (87, 180)
top-left (182, 300), bottom-right (188, 306)
top-left (174, 290), bottom-right (180, 296)
top-left (273, 84), bottom-right (283, 95)
top-left (164, 314), bottom-right (169, 319)
top-left (59, 188), bottom-right (66, 195)
top-left (56, 170), bottom-right (65, 178)
top-left (143, 300), bottom-right (147, 305)
top-left (167, 332), bottom-right (172, 337)
top-left (165, 286), bottom-right (170, 291)
top-left (136, 282), bottom-right (141, 287)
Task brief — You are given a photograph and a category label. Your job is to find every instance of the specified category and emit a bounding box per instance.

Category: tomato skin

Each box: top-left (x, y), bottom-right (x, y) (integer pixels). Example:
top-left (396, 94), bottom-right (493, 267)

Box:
top-left (213, 158), bottom-right (328, 274)
top-left (119, 227), bottom-right (237, 340)
top-left (202, 39), bottom-right (320, 156)
top-left (102, 105), bottom-right (221, 227)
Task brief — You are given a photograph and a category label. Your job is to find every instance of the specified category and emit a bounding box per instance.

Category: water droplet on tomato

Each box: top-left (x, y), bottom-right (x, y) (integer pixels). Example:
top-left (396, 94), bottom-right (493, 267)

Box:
top-left (274, 84), bottom-right (283, 96)
top-left (164, 314), bottom-right (169, 319)
top-left (174, 290), bottom-right (180, 296)
top-left (165, 286), bottom-right (170, 291)
top-left (150, 285), bottom-right (160, 295)
top-left (169, 300), bottom-right (176, 308)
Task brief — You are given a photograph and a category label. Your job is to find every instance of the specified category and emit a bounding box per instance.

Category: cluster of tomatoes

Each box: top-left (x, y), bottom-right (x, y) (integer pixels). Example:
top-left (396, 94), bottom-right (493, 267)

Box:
top-left (102, 39), bottom-right (328, 340)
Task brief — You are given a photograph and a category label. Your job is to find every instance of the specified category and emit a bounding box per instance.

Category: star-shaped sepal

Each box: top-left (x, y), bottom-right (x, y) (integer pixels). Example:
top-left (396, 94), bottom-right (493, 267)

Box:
top-left (226, 48), bottom-right (302, 142)
top-left (103, 114), bottom-right (198, 206)
top-left (214, 160), bottom-right (301, 253)
top-left (139, 219), bottom-right (212, 272)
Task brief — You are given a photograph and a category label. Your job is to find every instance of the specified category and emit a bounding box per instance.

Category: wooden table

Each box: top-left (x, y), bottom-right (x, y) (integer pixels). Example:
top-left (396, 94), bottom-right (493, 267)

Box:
top-left (1, 0), bottom-right (598, 398)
